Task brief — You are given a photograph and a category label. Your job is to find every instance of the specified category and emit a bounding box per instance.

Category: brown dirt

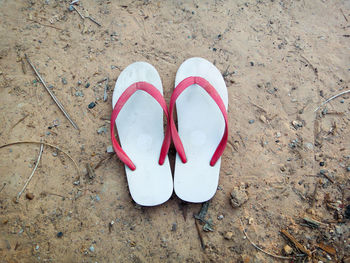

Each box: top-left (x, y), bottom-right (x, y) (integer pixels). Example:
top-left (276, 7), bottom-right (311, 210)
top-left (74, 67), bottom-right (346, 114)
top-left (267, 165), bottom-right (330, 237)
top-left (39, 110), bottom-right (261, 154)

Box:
top-left (0, 0), bottom-right (349, 262)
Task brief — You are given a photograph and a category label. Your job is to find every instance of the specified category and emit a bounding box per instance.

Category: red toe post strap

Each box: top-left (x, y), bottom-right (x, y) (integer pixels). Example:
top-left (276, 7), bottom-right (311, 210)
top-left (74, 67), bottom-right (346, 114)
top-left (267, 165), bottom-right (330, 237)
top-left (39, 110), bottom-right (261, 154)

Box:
top-left (169, 76), bottom-right (228, 166)
top-left (110, 82), bottom-right (171, 171)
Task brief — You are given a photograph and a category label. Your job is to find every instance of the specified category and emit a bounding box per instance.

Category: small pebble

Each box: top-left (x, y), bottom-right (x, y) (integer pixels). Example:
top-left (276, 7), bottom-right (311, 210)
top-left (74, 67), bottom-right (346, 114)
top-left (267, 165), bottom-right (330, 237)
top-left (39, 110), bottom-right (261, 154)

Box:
top-left (88, 102), bottom-right (96, 109)
top-left (230, 186), bottom-right (249, 208)
top-left (224, 231), bottom-right (233, 240)
top-left (212, 47), bottom-right (217, 51)
top-left (248, 119), bottom-right (255, 124)
top-left (75, 91), bottom-right (84, 97)
top-left (52, 152), bottom-right (58, 157)
top-left (259, 115), bottom-right (267, 123)
top-left (283, 245), bottom-right (293, 255)
top-left (26, 193), bottom-right (34, 200)
top-left (319, 161), bottom-right (325, 166)
top-left (61, 78), bottom-right (67, 85)
top-left (85, 83), bottom-right (90, 88)
top-left (346, 166), bottom-right (350, 172)
top-left (217, 214), bottom-right (224, 220)
top-left (89, 246), bottom-right (95, 252)
top-left (77, 80), bottom-right (82, 85)
top-left (171, 223), bottom-right (177, 232)
top-left (340, 99), bottom-right (344, 103)
top-left (46, 131), bottom-right (51, 135)
top-left (250, 61), bottom-right (254, 66)
top-left (35, 245), bottom-right (39, 250)
top-left (106, 145), bottom-right (114, 153)
top-left (97, 126), bottom-right (107, 134)
top-left (68, 5), bottom-right (74, 11)
top-left (56, 232), bottom-right (63, 238)
top-left (95, 195), bottom-right (100, 201)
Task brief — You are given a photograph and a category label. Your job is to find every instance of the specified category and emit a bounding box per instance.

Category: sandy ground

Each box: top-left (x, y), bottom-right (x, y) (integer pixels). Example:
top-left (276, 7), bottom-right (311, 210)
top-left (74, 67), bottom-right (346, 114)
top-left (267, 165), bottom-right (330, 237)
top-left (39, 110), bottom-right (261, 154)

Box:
top-left (0, 0), bottom-right (350, 262)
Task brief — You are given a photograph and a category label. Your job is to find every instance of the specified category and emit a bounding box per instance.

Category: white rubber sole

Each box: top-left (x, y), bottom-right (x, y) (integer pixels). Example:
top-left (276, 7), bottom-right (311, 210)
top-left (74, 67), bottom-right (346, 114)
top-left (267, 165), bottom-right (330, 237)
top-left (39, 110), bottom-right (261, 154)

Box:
top-left (112, 62), bottom-right (173, 206)
top-left (173, 57), bottom-right (228, 203)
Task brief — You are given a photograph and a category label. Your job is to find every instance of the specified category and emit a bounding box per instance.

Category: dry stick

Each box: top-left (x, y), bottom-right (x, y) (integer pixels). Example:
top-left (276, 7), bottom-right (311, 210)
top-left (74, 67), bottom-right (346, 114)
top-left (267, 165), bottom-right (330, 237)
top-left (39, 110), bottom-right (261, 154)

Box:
top-left (0, 141), bottom-right (80, 178)
top-left (194, 219), bottom-right (205, 250)
top-left (314, 90), bottom-right (350, 112)
top-left (71, 5), bottom-right (85, 20)
top-left (87, 16), bottom-right (102, 27)
top-left (24, 54), bottom-right (79, 130)
top-left (16, 144), bottom-right (43, 202)
top-left (280, 229), bottom-right (312, 257)
top-left (239, 219), bottom-right (294, 260)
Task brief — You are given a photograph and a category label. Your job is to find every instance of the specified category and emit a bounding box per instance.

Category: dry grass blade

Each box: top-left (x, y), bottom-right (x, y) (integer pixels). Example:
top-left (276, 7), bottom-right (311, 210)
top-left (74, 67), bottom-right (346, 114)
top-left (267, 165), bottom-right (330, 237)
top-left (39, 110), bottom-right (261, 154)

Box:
top-left (0, 141), bottom-right (80, 178)
top-left (239, 219), bottom-right (295, 260)
top-left (16, 143), bottom-right (43, 202)
top-left (314, 90), bottom-right (350, 112)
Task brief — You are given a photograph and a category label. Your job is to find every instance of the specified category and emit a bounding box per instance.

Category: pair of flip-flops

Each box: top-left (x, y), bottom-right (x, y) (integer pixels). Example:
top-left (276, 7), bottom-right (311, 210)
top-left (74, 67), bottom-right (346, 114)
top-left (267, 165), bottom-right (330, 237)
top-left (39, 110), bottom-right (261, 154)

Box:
top-left (110, 57), bottom-right (228, 206)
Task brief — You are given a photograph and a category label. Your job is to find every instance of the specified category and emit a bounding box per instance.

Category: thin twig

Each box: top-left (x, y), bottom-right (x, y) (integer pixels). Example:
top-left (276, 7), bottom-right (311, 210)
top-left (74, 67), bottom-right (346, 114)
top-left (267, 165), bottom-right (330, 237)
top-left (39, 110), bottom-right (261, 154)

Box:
top-left (239, 219), bottom-right (295, 260)
top-left (11, 114), bottom-right (29, 129)
top-left (0, 141), bottom-right (80, 178)
top-left (71, 5), bottom-right (85, 20)
top-left (280, 229), bottom-right (312, 257)
top-left (27, 19), bottom-right (63, 31)
top-left (88, 16), bottom-right (101, 27)
top-left (314, 90), bottom-right (350, 112)
top-left (340, 8), bottom-right (348, 22)
top-left (194, 218), bottom-right (205, 250)
top-left (16, 144), bottom-right (43, 202)
top-left (25, 54), bottom-right (79, 130)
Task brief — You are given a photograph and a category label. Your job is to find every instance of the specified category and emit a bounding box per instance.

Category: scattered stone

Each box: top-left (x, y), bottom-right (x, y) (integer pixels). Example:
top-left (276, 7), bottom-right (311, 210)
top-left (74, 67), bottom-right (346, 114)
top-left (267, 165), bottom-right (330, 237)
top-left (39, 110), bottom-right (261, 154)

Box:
top-left (68, 5), bottom-right (74, 11)
top-left (171, 223), bottom-right (177, 232)
top-left (340, 99), bottom-right (344, 103)
top-left (52, 152), bottom-right (58, 157)
top-left (57, 232), bottom-right (63, 238)
top-left (292, 120), bottom-right (303, 129)
top-left (85, 83), bottom-right (90, 88)
top-left (26, 192), bottom-right (34, 200)
top-left (106, 145), bottom-right (114, 153)
top-left (259, 115), bottom-right (267, 123)
top-left (248, 119), bottom-right (255, 124)
top-left (77, 80), bottom-right (82, 85)
top-left (335, 225), bottom-right (343, 235)
top-left (217, 214), bottom-right (224, 220)
top-left (250, 61), bottom-right (254, 66)
top-left (97, 126), bottom-right (107, 134)
top-left (35, 245), bottom-right (39, 250)
top-left (346, 166), bottom-right (350, 172)
top-left (248, 217), bottom-right (254, 225)
top-left (230, 186), bottom-right (249, 208)
top-left (319, 161), bottom-right (325, 166)
top-left (61, 78), bottom-right (67, 85)
top-left (88, 102), bottom-right (96, 109)
top-left (283, 245), bottom-right (293, 255)
top-left (73, 180), bottom-right (80, 186)
top-left (75, 91), bottom-right (84, 97)
top-left (89, 246), bottom-right (95, 252)
top-left (275, 132), bottom-right (281, 138)
top-left (224, 231), bottom-right (233, 240)
top-left (95, 195), bottom-right (100, 201)
top-left (304, 142), bottom-right (314, 150)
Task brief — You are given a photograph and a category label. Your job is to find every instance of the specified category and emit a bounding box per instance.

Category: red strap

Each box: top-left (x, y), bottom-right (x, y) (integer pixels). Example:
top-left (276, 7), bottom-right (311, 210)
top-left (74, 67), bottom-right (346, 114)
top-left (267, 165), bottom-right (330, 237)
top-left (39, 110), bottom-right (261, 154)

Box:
top-left (169, 76), bottom-right (228, 166)
top-left (110, 82), bottom-right (171, 171)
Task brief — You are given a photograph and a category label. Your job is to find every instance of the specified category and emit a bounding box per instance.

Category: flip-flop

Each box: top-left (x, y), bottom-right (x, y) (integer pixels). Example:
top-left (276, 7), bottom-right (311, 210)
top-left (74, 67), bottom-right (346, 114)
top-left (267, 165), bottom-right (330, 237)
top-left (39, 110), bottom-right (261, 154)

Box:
top-left (110, 62), bottom-right (173, 206)
top-left (170, 57), bottom-right (228, 203)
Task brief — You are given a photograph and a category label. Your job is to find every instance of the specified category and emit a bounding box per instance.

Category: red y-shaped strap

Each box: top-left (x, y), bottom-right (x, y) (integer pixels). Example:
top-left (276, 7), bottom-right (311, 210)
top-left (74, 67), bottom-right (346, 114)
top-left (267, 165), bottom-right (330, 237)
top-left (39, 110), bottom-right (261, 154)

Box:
top-left (110, 82), bottom-right (171, 171)
top-left (169, 76), bottom-right (228, 166)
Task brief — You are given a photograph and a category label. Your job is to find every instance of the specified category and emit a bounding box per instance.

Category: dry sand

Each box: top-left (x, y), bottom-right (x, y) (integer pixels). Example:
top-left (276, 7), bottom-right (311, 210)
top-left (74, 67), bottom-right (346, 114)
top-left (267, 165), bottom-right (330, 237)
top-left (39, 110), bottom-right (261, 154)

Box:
top-left (0, 0), bottom-right (349, 262)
